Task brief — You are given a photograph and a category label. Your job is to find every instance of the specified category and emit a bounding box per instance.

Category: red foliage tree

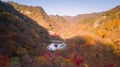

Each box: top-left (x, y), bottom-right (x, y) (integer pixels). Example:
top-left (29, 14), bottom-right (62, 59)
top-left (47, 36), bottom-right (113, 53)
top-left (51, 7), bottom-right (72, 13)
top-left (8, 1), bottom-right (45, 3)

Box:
top-left (73, 54), bottom-right (84, 67)
top-left (108, 63), bottom-right (115, 67)
top-left (0, 55), bottom-right (9, 67)
top-left (104, 63), bottom-right (115, 67)
top-left (56, 53), bottom-right (62, 57)
top-left (47, 50), bottom-right (53, 57)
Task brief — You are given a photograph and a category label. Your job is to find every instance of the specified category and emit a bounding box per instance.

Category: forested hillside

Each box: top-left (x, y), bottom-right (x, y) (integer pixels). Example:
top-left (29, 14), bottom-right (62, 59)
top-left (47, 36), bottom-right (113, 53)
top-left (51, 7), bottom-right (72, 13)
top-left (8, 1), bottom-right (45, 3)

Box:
top-left (0, 1), bottom-right (52, 67)
top-left (0, 1), bottom-right (120, 67)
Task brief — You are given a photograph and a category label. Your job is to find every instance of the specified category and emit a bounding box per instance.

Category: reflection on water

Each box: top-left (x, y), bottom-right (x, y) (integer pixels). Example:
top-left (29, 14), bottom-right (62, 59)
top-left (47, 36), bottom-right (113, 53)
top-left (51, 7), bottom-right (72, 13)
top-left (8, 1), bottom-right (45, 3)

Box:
top-left (47, 40), bottom-right (67, 51)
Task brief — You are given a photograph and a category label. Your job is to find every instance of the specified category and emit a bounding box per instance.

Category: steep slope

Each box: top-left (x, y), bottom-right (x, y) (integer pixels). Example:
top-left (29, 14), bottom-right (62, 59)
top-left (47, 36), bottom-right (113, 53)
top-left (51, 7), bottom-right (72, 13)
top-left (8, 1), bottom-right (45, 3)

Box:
top-left (61, 13), bottom-right (103, 39)
top-left (8, 1), bottom-right (61, 32)
top-left (95, 5), bottom-right (120, 40)
top-left (0, 1), bottom-right (52, 66)
top-left (94, 5), bottom-right (120, 28)
top-left (105, 5), bottom-right (120, 20)
top-left (50, 15), bottom-right (70, 33)
top-left (95, 5), bottom-right (120, 55)
top-left (0, 1), bottom-right (120, 67)
top-left (8, 1), bottom-right (72, 36)
top-left (63, 6), bottom-right (120, 67)
top-left (61, 12), bottom-right (104, 39)
top-left (50, 15), bottom-right (68, 27)
top-left (62, 5), bottom-right (120, 41)
top-left (63, 12), bottom-right (104, 24)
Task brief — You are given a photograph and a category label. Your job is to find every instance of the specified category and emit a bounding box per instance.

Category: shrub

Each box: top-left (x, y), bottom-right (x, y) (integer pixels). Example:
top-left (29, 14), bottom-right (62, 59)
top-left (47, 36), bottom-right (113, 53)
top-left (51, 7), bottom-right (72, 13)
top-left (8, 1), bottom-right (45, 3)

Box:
top-left (10, 57), bottom-right (19, 63)
top-left (0, 55), bottom-right (9, 67)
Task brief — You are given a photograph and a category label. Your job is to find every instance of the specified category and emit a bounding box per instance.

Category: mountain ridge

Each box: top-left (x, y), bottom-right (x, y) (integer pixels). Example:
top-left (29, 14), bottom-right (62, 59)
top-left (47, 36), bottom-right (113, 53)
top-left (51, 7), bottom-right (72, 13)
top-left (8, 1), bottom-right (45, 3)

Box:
top-left (0, 1), bottom-right (120, 67)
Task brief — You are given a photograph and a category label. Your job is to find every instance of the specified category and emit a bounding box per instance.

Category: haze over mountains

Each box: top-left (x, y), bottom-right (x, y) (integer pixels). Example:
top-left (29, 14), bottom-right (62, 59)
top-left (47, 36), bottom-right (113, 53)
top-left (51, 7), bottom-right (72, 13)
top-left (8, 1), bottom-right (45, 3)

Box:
top-left (0, 1), bottom-right (120, 67)
top-left (7, 1), bottom-right (106, 38)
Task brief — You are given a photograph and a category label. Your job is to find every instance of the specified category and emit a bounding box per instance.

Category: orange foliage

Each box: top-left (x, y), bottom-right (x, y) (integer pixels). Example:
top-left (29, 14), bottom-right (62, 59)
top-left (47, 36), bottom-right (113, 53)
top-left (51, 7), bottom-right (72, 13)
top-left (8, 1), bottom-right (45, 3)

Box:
top-left (86, 35), bottom-right (96, 45)
top-left (87, 39), bottom-right (96, 45)
top-left (35, 55), bottom-right (49, 62)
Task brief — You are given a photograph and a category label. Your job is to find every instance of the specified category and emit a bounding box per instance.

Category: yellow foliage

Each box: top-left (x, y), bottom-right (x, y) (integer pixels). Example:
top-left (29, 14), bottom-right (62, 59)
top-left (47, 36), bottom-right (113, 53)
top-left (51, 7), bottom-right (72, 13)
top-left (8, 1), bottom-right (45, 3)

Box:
top-left (86, 35), bottom-right (93, 40)
top-left (84, 64), bottom-right (89, 67)
top-left (97, 30), bottom-right (104, 36)
top-left (97, 18), bottom-right (120, 40)
top-left (86, 35), bottom-right (96, 45)
top-left (65, 58), bottom-right (71, 63)
top-left (107, 41), bottom-right (120, 56)
top-left (103, 32), bottom-right (110, 38)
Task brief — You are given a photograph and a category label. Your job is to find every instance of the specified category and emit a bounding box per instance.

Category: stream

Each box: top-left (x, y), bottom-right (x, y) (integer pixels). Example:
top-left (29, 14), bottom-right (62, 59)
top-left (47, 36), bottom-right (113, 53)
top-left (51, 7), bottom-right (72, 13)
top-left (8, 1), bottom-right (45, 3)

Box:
top-left (47, 40), bottom-right (67, 51)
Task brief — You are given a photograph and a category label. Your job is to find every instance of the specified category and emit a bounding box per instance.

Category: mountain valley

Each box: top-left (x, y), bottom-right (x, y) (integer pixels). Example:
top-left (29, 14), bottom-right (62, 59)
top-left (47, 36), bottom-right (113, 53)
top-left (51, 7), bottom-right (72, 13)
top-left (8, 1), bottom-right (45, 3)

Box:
top-left (0, 1), bottom-right (120, 67)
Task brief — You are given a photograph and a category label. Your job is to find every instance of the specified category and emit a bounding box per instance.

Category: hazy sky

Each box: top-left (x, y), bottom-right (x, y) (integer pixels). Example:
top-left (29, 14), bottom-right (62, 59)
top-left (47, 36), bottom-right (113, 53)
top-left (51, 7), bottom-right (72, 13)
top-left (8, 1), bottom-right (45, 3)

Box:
top-left (5, 0), bottom-right (120, 16)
